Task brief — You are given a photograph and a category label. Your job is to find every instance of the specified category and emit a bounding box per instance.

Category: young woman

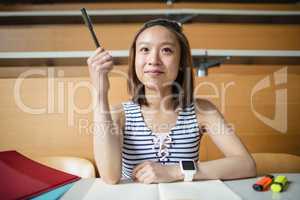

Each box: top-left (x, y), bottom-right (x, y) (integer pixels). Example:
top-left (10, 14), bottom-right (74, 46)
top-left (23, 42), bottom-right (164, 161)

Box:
top-left (87, 19), bottom-right (256, 184)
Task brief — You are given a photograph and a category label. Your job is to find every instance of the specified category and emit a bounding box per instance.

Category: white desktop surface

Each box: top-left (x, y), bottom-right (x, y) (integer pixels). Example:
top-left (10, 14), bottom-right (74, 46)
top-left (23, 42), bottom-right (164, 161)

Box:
top-left (61, 173), bottom-right (300, 200)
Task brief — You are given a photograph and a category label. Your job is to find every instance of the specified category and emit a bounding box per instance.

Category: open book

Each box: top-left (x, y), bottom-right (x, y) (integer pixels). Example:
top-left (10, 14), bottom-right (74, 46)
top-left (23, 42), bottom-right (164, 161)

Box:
top-left (62, 179), bottom-right (241, 200)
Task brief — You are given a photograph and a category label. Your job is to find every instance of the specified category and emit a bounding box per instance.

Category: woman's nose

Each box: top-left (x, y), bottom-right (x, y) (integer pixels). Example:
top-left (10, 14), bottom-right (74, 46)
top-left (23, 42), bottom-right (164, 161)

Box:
top-left (147, 50), bottom-right (161, 66)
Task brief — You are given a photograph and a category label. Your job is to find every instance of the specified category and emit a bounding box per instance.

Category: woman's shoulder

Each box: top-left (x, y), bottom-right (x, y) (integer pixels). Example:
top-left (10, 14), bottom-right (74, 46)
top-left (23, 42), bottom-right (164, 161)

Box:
top-left (193, 99), bottom-right (224, 131)
top-left (120, 100), bottom-right (137, 107)
top-left (193, 98), bottom-right (221, 117)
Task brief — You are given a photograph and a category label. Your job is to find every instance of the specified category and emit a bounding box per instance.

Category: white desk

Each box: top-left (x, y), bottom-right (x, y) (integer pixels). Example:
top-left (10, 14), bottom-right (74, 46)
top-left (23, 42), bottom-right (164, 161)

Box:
top-left (225, 173), bottom-right (300, 200)
top-left (61, 173), bottom-right (300, 200)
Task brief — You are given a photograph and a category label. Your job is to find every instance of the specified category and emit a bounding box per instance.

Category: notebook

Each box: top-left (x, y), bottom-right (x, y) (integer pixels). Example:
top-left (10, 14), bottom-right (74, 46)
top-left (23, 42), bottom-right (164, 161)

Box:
top-left (0, 150), bottom-right (80, 200)
top-left (31, 182), bottom-right (75, 200)
top-left (64, 178), bottom-right (241, 200)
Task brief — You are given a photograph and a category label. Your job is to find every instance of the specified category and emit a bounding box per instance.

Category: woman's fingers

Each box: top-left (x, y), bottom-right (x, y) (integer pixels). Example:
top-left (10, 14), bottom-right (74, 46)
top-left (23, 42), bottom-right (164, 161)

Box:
top-left (91, 51), bottom-right (111, 64)
top-left (143, 176), bottom-right (154, 184)
top-left (87, 47), bottom-right (112, 67)
top-left (132, 161), bottom-right (151, 177)
top-left (135, 166), bottom-right (147, 179)
top-left (86, 47), bottom-right (113, 93)
top-left (133, 162), bottom-right (158, 184)
top-left (95, 60), bottom-right (113, 73)
top-left (87, 48), bottom-right (103, 65)
top-left (88, 50), bottom-right (113, 73)
top-left (91, 47), bottom-right (104, 58)
top-left (135, 167), bottom-right (152, 183)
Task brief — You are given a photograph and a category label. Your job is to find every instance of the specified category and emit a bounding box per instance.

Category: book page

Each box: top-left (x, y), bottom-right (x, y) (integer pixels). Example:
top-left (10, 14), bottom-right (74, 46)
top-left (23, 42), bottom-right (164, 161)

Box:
top-left (158, 180), bottom-right (241, 200)
top-left (81, 179), bottom-right (159, 200)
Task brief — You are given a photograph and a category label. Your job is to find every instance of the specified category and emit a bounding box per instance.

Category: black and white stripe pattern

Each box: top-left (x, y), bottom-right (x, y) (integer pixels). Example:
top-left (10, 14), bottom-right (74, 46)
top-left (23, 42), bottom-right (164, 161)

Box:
top-left (121, 101), bottom-right (202, 179)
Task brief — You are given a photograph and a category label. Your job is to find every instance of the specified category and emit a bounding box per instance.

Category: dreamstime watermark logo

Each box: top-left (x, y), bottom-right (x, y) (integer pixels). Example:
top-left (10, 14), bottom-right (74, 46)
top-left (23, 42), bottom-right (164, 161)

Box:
top-left (250, 67), bottom-right (288, 133)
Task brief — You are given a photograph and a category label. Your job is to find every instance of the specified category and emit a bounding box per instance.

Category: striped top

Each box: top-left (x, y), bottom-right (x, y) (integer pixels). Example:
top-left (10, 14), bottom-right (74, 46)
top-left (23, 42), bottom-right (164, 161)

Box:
top-left (121, 101), bottom-right (202, 179)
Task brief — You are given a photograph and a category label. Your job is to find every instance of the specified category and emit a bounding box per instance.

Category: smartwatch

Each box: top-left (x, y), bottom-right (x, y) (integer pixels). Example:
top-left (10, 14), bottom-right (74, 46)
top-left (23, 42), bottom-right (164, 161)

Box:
top-left (179, 160), bottom-right (197, 182)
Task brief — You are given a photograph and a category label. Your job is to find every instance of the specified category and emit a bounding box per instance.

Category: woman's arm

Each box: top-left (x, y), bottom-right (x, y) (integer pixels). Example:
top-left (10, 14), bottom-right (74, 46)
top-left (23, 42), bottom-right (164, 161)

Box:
top-left (193, 98), bottom-right (256, 180)
top-left (88, 47), bottom-right (124, 184)
top-left (93, 103), bottom-right (124, 184)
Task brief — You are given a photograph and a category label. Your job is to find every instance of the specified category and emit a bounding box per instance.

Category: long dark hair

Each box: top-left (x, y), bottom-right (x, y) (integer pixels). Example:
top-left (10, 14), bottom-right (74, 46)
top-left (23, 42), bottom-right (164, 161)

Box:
top-left (127, 18), bottom-right (194, 110)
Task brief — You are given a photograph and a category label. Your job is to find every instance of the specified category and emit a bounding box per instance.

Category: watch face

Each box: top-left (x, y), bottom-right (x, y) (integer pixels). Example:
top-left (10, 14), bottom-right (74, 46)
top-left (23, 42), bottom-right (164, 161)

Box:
top-left (182, 160), bottom-right (195, 170)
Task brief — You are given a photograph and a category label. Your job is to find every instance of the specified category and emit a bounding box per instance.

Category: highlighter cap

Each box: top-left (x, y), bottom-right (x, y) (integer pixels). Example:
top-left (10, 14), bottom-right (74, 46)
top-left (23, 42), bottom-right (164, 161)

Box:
top-left (253, 184), bottom-right (263, 191)
top-left (274, 175), bottom-right (288, 185)
top-left (271, 175), bottom-right (288, 192)
top-left (271, 183), bottom-right (282, 192)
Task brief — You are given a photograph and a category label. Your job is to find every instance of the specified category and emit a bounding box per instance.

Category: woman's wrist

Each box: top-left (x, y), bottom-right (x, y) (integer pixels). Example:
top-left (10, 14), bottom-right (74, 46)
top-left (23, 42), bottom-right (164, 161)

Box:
top-left (169, 164), bottom-right (184, 181)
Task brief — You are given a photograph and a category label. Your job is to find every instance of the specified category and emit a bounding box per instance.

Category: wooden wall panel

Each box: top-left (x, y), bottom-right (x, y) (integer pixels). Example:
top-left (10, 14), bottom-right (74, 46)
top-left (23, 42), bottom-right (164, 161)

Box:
top-left (0, 76), bottom-right (129, 161)
top-left (0, 23), bottom-right (300, 51)
top-left (0, 65), bottom-right (299, 161)
top-left (202, 134), bottom-right (300, 160)
top-left (194, 65), bottom-right (300, 159)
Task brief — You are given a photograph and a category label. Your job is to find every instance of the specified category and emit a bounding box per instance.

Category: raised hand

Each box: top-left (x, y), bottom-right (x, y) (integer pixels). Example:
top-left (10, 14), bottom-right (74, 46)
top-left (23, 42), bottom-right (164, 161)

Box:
top-left (87, 47), bottom-right (114, 94)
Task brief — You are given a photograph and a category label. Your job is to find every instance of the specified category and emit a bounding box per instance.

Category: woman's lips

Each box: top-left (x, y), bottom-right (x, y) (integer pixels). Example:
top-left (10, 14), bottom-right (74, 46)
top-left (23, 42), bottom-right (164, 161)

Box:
top-left (145, 70), bottom-right (164, 74)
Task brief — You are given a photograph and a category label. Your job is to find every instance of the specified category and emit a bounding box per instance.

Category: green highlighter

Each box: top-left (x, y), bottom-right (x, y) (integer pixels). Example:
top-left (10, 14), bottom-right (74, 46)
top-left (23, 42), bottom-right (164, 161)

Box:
top-left (271, 175), bottom-right (288, 192)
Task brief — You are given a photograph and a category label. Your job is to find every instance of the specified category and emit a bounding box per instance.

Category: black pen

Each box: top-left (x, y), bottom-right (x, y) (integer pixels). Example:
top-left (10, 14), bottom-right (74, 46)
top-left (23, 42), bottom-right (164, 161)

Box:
top-left (81, 8), bottom-right (101, 48)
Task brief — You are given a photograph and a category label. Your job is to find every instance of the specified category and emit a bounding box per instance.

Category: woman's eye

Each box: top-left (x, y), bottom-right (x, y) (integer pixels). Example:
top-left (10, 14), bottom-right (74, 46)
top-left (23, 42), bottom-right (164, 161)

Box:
top-left (140, 47), bottom-right (149, 53)
top-left (162, 48), bottom-right (173, 54)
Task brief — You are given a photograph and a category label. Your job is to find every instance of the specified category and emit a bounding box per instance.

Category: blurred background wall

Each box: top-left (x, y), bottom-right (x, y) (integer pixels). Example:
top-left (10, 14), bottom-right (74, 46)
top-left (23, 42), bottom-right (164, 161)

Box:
top-left (0, 0), bottom-right (299, 164)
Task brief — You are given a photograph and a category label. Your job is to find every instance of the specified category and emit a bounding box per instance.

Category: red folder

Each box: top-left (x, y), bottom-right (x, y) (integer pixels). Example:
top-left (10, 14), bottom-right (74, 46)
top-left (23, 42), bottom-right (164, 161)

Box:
top-left (0, 150), bottom-right (81, 200)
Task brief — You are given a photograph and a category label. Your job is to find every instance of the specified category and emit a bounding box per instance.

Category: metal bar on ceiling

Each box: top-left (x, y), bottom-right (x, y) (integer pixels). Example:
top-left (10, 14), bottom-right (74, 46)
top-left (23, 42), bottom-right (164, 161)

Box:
top-left (0, 49), bottom-right (299, 66)
top-left (0, 8), bottom-right (299, 24)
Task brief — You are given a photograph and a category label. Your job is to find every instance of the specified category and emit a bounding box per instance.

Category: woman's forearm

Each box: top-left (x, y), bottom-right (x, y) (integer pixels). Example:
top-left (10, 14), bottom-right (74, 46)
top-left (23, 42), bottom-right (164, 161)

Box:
top-left (93, 90), bottom-right (122, 184)
top-left (193, 155), bottom-right (256, 181)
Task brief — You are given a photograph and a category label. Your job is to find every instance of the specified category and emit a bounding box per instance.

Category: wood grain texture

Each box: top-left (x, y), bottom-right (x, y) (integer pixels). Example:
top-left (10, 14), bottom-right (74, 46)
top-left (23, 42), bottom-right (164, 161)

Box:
top-left (0, 23), bottom-right (300, 51)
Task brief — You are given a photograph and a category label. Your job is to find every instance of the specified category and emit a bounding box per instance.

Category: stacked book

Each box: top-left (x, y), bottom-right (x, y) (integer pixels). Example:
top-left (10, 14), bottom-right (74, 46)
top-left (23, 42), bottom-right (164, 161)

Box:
top-left (0, 151), bottom-right (80, 200)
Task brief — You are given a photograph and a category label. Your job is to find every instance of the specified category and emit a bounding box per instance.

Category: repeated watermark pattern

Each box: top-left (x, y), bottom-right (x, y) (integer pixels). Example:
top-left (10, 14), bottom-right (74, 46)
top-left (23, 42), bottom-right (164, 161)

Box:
top-left (13, 67), bottom-right (288, 135)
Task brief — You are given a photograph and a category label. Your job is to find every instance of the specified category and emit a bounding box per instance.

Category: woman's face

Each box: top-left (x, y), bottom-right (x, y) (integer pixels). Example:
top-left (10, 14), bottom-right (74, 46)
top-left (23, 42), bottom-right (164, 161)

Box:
top-left (135, 25), bottom-right (181, 91)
